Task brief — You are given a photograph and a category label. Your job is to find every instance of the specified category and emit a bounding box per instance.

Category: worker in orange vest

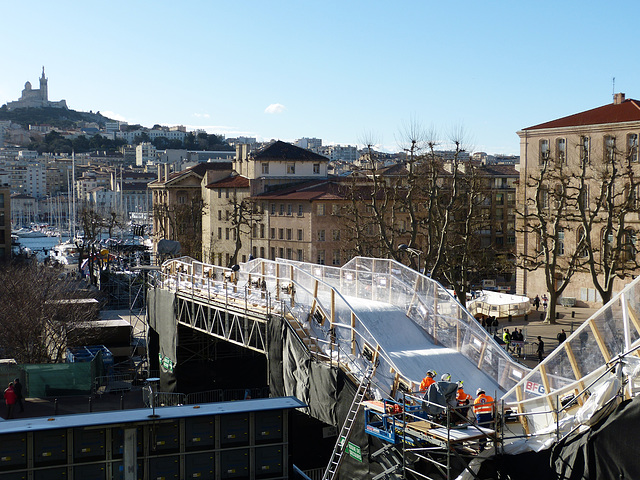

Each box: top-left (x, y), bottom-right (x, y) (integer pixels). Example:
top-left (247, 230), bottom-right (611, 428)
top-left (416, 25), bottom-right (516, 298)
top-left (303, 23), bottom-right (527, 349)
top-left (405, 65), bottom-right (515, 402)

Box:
top-left (419, 370), bottom-right (436, 392)
top-left (455, 381), bottom-right (473, 422)
top-left (473, 388), bottom-right (494, 451)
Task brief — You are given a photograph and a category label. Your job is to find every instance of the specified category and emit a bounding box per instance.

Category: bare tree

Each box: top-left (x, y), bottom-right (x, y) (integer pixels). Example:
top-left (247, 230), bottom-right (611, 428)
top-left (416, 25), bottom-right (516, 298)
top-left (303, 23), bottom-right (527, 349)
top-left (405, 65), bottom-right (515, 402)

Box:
top-left (153, 197), bottom-right (205, 260)
top-left (0, 264), bottom-right (100, 363)
top-left (574, 135), bottom-right (640, 304)
top-left (517, 154), bottom-right (586, 323)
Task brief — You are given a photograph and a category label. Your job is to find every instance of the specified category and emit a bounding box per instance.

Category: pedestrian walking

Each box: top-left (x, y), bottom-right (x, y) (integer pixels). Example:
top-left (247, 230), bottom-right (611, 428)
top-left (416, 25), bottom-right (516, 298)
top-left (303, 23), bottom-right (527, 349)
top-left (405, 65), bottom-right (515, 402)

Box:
top-left (13, 378), bottom-right (24, 413)
top-left (535, 336), bottom-right (545, 363)
top-left (4, 382), bottom-right (17, 419)
top-left (533, 295), bottom-right (540, 311)
top-left (542, 295), bottom-right (548, 311)
top-left (492, 317), bottom-right (499, 335)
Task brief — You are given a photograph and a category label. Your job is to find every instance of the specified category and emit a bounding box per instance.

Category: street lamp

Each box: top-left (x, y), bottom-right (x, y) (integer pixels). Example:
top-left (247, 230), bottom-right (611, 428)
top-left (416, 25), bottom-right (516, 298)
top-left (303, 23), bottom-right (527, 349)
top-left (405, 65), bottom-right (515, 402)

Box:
top-left (398, 244), bottom-right (423, 273)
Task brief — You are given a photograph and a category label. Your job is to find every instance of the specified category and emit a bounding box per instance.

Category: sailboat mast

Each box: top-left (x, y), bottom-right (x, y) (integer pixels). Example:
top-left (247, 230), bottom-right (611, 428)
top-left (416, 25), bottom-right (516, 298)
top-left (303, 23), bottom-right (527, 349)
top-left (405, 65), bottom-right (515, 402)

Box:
top-left (72, 151), bottom-right (76, 239)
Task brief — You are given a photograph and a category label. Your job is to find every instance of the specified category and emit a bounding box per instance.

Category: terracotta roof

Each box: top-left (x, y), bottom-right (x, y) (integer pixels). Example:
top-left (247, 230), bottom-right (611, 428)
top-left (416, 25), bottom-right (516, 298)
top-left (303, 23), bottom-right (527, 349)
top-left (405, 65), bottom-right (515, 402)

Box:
top-left (148, 161), bottom-right (232, 186)
top-left (477, 164), bottom-right (519, 176)
top-left (524, 98), bottom-right (640, 131)
top-left (206, 175), bottom-right (249, 189)
top-left (252, 140), bottom-right (328, 162)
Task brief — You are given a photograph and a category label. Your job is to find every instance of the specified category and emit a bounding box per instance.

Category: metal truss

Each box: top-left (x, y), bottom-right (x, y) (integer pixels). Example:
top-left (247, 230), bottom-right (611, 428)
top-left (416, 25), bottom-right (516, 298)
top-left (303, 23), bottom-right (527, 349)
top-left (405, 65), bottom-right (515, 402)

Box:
top-left (175, 294), bottom-right (268, 354)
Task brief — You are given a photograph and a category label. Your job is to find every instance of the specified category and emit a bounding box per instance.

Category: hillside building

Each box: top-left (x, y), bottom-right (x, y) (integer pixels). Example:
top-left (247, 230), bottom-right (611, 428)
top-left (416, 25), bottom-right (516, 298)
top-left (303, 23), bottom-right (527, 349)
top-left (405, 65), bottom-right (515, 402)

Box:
top-left (4, 67), bottom-right (67, 111)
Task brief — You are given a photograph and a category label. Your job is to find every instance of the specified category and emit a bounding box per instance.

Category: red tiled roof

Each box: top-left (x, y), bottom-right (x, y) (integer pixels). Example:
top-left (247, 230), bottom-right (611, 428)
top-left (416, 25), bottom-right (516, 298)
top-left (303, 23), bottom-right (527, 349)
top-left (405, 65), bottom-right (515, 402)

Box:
top-left (206, 175), bottom-right (249, 189)
top-left (252, 179), bottom-right (346, 201)
top-left (524, 99), bottom-right (640, 131)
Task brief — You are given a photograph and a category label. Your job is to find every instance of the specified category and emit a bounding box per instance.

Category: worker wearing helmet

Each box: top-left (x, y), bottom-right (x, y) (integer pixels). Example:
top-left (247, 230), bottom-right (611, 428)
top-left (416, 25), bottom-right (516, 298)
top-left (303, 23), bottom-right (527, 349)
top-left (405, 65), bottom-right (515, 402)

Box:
top-left (473, 388), bottom-right (494, 451)
top-left (419, 370), bottom-right (436, 392)
top-left (455, 381), bottom-right (473, 422)
top-left (441, 373), bottom-right (452, 382)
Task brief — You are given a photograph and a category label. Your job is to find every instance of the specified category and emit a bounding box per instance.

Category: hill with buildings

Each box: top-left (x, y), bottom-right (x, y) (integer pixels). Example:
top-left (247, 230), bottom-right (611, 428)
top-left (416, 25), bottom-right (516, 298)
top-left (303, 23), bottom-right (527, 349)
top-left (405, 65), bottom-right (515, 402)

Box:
top-left (0, 105), bottom-right (113, 130)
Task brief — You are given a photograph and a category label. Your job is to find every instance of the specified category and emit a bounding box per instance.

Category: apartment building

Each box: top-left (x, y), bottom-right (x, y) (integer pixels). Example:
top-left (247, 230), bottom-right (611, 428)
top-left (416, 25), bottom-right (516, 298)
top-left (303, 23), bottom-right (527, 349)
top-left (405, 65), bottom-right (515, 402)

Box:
top-left (516, 93), bottom-right (640, 304)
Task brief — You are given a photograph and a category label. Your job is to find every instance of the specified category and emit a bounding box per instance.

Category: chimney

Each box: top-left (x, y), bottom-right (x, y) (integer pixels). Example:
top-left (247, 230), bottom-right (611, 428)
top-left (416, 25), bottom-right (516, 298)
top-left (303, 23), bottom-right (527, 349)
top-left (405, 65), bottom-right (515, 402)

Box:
top-left (164, 163), bottom-right (170, 181)
top-left (614, 93), bottom-right (626, 105)
top-left (157, 164), bottom-right (163, 182)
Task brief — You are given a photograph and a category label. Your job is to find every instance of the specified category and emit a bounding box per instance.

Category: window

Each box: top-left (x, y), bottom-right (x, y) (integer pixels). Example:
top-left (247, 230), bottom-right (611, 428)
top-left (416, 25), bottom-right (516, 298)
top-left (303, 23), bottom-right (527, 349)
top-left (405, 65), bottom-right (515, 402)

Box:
top-left (579, 184), bottom-right (589, 210)
top-left (270, 203), bottom-right (276, 215)
top-left (225, 210), bottom-right (230, 221)
top-left (218, 210), bottom-right (222, 221)
top-left (297, 229), bottom-right (304, 241)
top-left (496, 208), bottom-right (504, 220)
top-left (628, 134), bottom-right (638, 162)
top-left (270, 228), bottom-right (276, 239)
top-left (262, 163), bottom-right (269, 174)
top-left (313, 163), bottom-right (320, 174)
top-left (539, 187), bottom-right (549, 209)
top-left (317, 250), bottom-right (325, 265)
top-left (278, 228), bottom-right (284, 240)
top-left (287, 204), bottom-right (292, 216)
top-left (580, 136), bottom-right (590, 163)
top-left (332, 204), bottom-right (340, 215)
top-left (298, 204), bottom-right (304, 216)
top-left (287, 163), bottom-right (296, 174)
top-left (557, 228), bottom-right (565, 256)
top-left (624, 231), bottom-right (637, 261)
top-left (286, 248), bottom-right (292, 260)
top-left (279, 204), bottom-right (285, 216)
top-left (297, 249), bottom-right (303, 261)
top-left (225, 228), bottom-right (230, 240)
top-left (286, 228), bottom-right (292, 240)
top-left (539, 139), bottom-right (549, 164)
top-left (217, 227), bottom-right (222, 239)
top-left (218, 189), bottom-right (222, 198)
top-left (253, 247), bottom-right (257, 258)
top-left (556, 138), bottom-right (566, 163)
top-left (317, 204), bottom-right (325, 216)
top-left (218, 253), bottom-right (222, 266)
top-left (260, 247), bottom-right (265, 258)
top-left (605, 135), bottom-right (616, 161)
top-left (496, 193), bottom-right (504, 206)
top-left (279, 247), bottom-right (284, 258)
top-left (225, 190), bottom-right (229, 198)
top-left (252, 224), bottom-right (258, 237)
top-left (332, 229), bottom-right (341, 241)
top-left (332, 250), bottom-right (341, 265)
top-left (260, 224), bottom-right (265, 238)
top-left (317, 230), bottom-right (325, 242)
top-left (270, 247), bottom-right (275, 260)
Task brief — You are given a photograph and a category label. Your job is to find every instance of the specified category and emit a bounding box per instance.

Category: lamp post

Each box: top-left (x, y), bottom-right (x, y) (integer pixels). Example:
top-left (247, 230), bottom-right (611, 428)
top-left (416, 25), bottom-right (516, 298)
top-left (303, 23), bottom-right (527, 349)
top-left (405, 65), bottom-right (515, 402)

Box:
top-left (398, 244), bottom-right (423, 273)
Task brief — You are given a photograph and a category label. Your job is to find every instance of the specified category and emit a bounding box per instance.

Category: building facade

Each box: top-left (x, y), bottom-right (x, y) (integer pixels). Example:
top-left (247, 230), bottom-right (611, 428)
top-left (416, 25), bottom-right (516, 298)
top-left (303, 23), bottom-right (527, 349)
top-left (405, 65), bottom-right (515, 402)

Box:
top-left (516, 93), bottom-right (640, 305)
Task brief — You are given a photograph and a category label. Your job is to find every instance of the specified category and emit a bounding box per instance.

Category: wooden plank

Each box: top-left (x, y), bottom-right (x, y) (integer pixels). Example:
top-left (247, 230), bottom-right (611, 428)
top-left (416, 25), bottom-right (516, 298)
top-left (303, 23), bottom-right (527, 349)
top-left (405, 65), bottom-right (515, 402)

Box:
top-left (589, 321), bottom-right (611, 363)
top-left (351, 312), bottom-right (356, 355)
top-left (515, 385), bottom-right (530, 435)
top-left (563, 342), bottom-right (587, 395)
top-left (626, 299), bottom-right (640, 336)
top-left (539, 364), bottom-right (557, 420)
top-left (477, 341), bottom-right (487, 370)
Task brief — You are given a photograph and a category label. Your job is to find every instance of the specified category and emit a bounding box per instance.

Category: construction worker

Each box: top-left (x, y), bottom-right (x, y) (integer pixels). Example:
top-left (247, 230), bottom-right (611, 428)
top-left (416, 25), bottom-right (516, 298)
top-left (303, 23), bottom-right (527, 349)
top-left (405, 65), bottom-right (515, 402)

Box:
top-left (419, 370), bottom-right (436, 392)
top-left (473, 388), bottom-right (494, 452)
top-left (456, 381), bottom-right (473, 422)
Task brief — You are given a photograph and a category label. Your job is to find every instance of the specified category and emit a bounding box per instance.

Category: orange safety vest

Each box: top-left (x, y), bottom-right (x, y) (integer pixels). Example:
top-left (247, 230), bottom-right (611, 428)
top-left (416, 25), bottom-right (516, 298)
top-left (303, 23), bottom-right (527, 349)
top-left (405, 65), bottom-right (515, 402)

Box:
top-left (473, 394), bottom-right (494, 415)
top-left (456, 388), bottom-right (472, 404)
top-left (420, 376), bottom-right (435, 391)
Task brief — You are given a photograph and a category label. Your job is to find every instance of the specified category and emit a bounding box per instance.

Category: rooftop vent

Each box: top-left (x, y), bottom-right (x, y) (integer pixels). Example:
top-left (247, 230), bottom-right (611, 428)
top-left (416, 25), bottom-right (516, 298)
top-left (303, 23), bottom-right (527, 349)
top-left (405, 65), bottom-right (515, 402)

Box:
top-left (614, 92), bottom-right (626, 104)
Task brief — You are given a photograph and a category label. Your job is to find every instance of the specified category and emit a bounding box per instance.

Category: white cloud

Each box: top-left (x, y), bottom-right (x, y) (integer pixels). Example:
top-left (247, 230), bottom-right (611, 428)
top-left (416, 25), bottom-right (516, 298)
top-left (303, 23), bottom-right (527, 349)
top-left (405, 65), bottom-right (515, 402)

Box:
top-left (101, 111), bottom-right (128, 122)
top-left (264, 103), bottom-right (286, 114)
top-left (193, 113), bottom-right (210, 119)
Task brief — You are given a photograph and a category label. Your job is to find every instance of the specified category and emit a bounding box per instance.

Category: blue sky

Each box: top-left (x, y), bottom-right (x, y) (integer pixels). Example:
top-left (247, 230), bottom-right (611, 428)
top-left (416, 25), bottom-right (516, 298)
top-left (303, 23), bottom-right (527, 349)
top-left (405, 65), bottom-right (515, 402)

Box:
top-left (0, 1), bottom-right (636, 155)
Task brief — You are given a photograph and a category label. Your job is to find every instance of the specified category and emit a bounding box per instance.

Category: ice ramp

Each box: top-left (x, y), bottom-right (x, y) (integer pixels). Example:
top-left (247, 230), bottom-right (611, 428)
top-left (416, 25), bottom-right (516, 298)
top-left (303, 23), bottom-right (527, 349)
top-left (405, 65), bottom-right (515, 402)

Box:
top-left (274, 256), bottom-right (526, 400)
top-left (344, 296), bottom-right (506, 398)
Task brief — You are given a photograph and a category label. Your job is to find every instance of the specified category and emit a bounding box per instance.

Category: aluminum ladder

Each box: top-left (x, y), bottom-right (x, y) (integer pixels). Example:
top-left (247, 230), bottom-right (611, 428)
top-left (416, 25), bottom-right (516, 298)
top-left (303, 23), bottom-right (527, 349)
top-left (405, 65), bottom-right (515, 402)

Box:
top-left (322, 363), bottom-right (375, 480)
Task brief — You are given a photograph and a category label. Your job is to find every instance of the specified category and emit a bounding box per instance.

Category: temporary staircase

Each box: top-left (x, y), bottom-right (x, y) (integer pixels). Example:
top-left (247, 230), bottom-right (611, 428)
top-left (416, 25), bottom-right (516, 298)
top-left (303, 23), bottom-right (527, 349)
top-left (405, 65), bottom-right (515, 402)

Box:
top-left (322, 363), bottom-right (376, 480)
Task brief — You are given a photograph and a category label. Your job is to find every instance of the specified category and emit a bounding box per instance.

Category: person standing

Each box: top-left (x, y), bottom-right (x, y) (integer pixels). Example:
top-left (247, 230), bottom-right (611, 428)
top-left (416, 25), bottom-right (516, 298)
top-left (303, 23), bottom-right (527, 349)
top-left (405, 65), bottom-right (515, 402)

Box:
top-left (542, 295), bottom-right (548, 311)
top-left (456, 381), bottom-right (473, 422)
top-left (533, 295), bottom-right (540, 311)
top-left (536, 336), bottom-right (545, 362)
top-left (420, 370), bottom-right (436, 392)
top-left (473, 388), bottom-right (494, 452)
top-left (557, 329), bottom-right (567, 345)
top-left (503, 328), bottom-right (512, 353)
top-left (13, 378), bottom-right (24, 413)
top-left (4, 382), bottom-right (17, 419)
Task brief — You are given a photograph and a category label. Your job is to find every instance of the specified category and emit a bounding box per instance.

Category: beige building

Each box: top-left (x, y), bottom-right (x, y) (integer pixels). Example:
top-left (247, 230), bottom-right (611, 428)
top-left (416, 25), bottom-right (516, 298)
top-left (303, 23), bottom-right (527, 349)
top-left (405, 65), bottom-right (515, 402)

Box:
top-left (516, 93), bottom-right (640, 305)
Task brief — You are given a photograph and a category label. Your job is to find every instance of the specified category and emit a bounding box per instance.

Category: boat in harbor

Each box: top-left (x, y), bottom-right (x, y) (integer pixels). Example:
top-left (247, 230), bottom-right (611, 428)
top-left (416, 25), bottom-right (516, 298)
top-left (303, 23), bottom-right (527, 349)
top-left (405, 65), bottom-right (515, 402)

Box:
top-left (51, 240), bottom-right (80, 267)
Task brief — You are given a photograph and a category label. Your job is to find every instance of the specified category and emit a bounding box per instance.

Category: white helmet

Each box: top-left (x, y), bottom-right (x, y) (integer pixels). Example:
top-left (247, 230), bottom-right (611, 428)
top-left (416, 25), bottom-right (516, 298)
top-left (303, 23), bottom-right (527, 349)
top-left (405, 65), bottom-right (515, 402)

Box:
top-left (441, 373), bottom-right (451, 382)
top-left (476, 388), bottom-right (485, 396)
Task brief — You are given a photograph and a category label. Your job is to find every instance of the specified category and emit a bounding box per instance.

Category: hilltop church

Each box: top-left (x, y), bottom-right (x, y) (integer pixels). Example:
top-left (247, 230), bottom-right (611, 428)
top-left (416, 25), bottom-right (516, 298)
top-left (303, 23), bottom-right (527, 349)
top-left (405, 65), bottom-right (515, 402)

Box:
top-left (4, 67), bottom-right (67, 111)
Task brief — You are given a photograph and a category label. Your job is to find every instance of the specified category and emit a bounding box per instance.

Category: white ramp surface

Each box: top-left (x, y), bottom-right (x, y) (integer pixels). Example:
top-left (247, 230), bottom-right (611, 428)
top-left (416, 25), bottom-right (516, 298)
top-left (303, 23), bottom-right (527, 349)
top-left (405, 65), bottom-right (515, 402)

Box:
top-left (345, 296), bottom-right (505, 397)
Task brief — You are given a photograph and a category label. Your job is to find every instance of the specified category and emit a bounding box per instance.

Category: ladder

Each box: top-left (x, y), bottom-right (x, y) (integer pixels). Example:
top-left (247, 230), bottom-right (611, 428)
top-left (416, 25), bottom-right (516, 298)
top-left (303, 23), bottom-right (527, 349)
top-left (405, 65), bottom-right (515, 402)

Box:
top-left (322, 363), bottom-right (375, 480)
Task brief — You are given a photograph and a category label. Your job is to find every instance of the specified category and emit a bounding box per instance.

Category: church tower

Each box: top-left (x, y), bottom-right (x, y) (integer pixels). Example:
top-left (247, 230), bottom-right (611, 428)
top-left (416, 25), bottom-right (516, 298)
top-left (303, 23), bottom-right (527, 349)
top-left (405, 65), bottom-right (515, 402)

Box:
top-left (39, 66), bottom-right (48, 102)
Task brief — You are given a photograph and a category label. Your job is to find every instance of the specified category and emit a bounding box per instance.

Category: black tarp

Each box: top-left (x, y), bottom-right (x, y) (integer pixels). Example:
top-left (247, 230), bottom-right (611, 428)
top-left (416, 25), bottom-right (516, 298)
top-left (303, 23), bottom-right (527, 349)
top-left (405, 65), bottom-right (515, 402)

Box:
top-left (551, 396), bottom-right (640, 480)
top-left (147, 287), bottom-right (177, 392)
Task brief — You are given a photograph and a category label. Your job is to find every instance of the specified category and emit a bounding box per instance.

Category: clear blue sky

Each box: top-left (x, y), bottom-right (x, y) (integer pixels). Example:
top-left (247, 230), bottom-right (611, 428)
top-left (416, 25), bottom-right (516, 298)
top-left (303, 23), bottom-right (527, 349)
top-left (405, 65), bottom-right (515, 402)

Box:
top-left (1, 1), bottom-right (636, 155)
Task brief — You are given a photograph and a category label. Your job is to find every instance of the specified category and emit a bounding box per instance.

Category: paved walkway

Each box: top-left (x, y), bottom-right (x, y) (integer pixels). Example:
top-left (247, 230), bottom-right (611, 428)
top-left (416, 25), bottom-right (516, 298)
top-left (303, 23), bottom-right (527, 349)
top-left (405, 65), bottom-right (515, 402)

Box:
top-left (491, 305), bottom-right (598, 369)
